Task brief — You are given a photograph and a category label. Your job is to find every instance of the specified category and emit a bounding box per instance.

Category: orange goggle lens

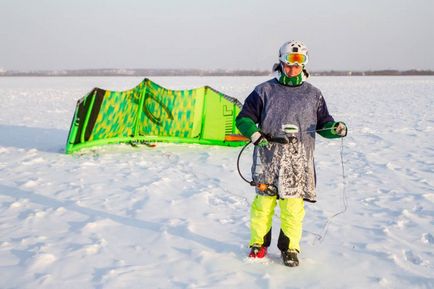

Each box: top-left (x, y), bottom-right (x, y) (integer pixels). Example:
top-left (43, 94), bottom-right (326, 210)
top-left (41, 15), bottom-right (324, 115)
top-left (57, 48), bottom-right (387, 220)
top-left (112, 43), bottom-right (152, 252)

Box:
top-left (281, 53), bottom-right (308, 65)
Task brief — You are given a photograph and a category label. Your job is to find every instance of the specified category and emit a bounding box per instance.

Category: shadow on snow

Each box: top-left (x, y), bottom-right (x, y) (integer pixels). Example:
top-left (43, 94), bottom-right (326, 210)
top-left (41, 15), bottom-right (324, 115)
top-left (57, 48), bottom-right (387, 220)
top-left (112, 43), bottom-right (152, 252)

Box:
top-left (0, 124), bottom-right (67, 153)
top-left (0, 184), bottom-right (241, 254)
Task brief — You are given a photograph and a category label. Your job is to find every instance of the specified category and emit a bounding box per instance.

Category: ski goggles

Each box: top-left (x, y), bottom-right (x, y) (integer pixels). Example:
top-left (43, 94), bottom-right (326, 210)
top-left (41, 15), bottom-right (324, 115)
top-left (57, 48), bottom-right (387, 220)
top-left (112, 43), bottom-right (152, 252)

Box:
top-left (280, 53), bottom-right (308, 66)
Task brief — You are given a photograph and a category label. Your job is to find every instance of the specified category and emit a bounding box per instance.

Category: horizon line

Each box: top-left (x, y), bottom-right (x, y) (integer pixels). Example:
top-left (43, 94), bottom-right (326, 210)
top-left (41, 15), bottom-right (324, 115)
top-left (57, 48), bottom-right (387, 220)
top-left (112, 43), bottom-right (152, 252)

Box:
top-left (1, 68), bottom-right (434, 77)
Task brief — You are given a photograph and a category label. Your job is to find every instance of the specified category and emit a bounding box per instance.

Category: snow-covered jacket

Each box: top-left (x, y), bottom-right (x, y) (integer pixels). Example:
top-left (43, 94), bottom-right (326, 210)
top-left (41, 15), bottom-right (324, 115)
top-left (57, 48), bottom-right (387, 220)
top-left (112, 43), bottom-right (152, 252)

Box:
top-left (236, 78), bottom-right (335, 202)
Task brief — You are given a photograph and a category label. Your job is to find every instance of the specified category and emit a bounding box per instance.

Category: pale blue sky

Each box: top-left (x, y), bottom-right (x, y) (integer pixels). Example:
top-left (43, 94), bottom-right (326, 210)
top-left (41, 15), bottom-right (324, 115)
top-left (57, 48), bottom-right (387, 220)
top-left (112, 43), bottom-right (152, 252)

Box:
top-left (0, 0), bottom-right (432, 71)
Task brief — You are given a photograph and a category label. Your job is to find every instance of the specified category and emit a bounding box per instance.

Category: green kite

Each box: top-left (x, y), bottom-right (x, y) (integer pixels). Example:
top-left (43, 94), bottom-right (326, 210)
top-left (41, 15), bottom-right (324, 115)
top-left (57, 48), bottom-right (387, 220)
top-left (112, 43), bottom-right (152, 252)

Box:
top-left (65, 78), bottom-right (247, 154)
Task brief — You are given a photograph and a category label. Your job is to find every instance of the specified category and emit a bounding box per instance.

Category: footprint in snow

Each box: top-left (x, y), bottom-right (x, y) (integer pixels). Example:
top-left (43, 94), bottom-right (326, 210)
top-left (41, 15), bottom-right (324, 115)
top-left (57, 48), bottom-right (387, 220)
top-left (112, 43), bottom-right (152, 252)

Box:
top-left (403, 250), bottom-right (427, 266)
top-left (28, 253), bottom-right (57, 271)
top-left (421, 233), bottom-right (434, 245)
top-left (20, 179), bottom-right (40, 189)
top-left (22, 157), bottom-right (46, 165)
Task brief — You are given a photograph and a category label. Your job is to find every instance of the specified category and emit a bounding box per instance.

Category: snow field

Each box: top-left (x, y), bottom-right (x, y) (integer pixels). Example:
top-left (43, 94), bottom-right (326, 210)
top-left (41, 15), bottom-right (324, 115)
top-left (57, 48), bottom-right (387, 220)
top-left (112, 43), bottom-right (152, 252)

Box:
top-left (0, 76), bottom-right (433, 289)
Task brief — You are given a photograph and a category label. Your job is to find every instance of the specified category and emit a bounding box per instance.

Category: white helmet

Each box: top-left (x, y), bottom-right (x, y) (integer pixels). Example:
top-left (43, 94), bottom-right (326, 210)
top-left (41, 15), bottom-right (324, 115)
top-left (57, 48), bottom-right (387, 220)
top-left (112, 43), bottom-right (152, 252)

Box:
top-left (279, 40), bottom-right (309, 66)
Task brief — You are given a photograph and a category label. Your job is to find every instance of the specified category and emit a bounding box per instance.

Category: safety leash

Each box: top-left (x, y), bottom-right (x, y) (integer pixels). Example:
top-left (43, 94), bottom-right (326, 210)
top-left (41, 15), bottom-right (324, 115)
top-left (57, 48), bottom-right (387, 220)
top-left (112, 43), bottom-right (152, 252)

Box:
top-left (236, 140), bottom-right (279, 196)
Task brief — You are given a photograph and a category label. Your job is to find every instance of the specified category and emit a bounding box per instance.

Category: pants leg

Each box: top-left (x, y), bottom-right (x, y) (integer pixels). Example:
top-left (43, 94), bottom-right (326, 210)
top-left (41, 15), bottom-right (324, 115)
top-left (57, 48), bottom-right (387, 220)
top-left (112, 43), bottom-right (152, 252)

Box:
top-left (249, 195), bottom-right (277, 247)
top-left (277, 198), bottom-right (305, 252)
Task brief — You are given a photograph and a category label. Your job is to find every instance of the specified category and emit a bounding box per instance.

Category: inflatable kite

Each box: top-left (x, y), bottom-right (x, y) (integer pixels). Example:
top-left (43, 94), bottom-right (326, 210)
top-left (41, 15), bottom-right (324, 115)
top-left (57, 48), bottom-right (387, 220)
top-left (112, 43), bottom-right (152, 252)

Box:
top-left (65, 78), bottom-right (247, 154)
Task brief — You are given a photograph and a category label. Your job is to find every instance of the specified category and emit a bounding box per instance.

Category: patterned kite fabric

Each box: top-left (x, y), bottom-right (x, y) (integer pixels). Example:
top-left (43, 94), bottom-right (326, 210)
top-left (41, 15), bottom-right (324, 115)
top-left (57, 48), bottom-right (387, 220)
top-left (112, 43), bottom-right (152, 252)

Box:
top-left (65, 78), bottom-right (247, 154)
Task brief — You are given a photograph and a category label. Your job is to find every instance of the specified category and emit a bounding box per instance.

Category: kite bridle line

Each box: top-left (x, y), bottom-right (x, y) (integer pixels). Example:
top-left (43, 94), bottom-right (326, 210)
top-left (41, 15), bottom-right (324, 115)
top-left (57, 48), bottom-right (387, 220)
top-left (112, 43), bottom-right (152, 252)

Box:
top-left (313, 136), bottom-right (348, 244)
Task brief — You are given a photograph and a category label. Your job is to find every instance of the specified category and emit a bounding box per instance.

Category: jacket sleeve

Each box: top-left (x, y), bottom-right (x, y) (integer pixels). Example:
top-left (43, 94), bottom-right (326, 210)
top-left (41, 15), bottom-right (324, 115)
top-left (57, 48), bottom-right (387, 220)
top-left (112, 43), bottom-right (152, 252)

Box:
top-left (316, 94), bottom-right (334, 128)
top-left (316, 94), bottom-right (339, 138)
top-left (235, 90), bottom-right (263, 138)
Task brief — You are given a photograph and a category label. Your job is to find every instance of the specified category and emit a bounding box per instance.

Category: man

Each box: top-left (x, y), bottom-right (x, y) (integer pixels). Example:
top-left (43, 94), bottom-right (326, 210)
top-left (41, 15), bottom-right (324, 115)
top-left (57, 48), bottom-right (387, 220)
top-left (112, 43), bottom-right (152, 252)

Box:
top-left (236, 40), bottom-right (347, 267)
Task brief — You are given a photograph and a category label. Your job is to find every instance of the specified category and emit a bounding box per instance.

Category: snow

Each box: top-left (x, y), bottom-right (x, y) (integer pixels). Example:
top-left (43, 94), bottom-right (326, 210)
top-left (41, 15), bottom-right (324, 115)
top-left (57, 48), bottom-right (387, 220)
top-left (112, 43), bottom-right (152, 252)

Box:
top-left (1, 76), bottom-right (433, 289)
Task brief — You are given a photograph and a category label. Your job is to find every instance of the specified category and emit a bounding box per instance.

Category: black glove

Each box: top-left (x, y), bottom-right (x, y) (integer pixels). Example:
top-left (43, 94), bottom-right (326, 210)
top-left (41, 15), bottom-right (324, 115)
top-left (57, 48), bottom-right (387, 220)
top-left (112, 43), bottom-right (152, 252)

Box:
top-left (251, 132), bottom-right (269, 147)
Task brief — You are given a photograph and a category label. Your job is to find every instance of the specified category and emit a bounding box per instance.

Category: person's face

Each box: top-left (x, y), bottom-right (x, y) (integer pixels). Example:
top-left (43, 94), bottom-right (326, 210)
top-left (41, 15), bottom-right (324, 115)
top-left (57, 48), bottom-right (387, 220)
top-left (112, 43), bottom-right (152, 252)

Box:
top-left (282, 63), bottom-right (303, 77)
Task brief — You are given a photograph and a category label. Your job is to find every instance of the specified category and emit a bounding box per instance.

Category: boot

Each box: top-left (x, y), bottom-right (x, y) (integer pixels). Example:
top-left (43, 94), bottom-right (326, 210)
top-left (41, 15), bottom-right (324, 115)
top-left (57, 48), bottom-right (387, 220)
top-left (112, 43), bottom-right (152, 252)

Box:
top-left (281, 249), bottom-right (299, 267)
top-left (248, 245), bottom-right (267, 258)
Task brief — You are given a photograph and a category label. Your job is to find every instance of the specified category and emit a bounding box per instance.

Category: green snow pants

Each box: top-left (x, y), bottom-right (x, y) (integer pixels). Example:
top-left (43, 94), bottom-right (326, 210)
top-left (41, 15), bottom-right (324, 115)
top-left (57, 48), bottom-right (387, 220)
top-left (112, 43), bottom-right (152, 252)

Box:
top-left (250, 195), bottom-right (305, 252)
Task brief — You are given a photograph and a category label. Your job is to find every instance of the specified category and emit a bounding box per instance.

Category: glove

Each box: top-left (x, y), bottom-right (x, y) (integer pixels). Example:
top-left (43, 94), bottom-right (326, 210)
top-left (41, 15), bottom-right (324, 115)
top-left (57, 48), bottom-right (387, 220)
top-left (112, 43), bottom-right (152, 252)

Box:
top-left (250, 132), bottom-right (269, 147)
top-left (333, 122), bottom-right (347, 137)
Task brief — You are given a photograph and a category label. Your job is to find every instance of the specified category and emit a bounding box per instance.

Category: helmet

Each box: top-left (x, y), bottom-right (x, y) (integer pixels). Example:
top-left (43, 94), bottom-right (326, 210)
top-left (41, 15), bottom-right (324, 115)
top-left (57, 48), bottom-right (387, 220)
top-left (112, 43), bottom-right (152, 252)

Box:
top-left (279, 40), bottom-right (309, 66)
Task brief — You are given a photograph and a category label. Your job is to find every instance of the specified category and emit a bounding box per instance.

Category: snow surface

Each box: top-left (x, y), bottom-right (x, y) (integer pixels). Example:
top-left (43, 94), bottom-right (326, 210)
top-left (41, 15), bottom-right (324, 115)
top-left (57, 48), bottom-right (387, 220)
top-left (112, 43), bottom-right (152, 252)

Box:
top-left (0, 76), bottom-right (433, 289)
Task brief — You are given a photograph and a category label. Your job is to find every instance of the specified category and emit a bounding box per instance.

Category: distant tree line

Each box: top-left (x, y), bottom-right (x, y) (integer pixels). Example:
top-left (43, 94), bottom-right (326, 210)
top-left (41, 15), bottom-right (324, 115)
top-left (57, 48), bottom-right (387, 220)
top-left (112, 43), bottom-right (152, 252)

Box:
top-left (0, 69), bottom-right (269, 77)
top-left (312, 70), bottom-right (434, 76)
top-left (1, 68), bottom-right (433, 76)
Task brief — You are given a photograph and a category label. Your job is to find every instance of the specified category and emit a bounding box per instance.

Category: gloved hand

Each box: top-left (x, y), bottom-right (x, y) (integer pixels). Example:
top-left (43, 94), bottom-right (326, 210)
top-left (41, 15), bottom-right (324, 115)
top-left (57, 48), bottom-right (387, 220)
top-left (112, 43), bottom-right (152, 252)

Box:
top-left (250, 131), bottom-right (269, 147)
top-left (333, 122), bottom-right (347, 137)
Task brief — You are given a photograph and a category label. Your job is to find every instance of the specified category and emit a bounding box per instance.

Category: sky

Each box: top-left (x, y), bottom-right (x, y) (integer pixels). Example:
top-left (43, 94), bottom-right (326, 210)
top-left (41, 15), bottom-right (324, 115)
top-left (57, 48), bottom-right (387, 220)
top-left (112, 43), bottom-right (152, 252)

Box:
top-left (0, 0), bottom-right (433, 71)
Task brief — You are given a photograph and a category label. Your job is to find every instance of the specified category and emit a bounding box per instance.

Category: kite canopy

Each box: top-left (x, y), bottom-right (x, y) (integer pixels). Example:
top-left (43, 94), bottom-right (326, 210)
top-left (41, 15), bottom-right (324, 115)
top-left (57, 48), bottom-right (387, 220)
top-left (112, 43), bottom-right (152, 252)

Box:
top-left (65, 78), bottom-right (247, 154)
